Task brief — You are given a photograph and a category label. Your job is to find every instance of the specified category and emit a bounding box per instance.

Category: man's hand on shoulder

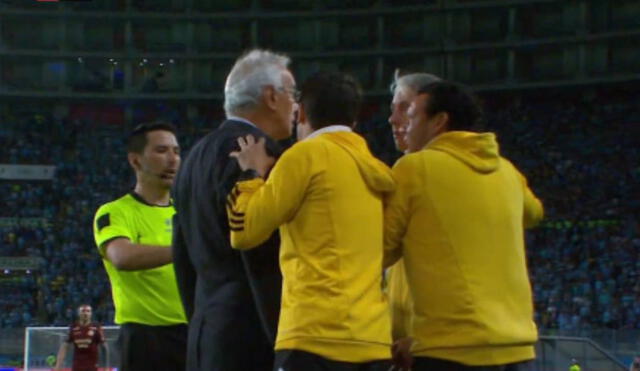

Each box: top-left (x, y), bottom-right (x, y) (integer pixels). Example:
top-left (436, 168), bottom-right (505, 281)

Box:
top-left (229, 135), bottom-right (275, 178)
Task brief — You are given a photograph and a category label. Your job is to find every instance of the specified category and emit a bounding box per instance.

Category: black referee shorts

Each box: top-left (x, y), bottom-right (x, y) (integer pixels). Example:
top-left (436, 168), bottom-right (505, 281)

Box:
top-left (274, 349), bottom-right (391, 371)
top-left (118, 322), bottom-right (187, 371)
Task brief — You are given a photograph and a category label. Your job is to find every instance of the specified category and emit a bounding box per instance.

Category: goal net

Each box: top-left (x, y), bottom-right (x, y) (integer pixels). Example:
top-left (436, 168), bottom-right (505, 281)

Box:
top-left (23, 326), bottom-right (120, 371)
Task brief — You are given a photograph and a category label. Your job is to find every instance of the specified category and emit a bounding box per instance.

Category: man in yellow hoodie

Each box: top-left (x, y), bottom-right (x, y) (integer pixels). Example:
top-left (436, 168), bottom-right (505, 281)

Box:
top-left (386, 71), bottom-right (441, 366)
top-left (226, 72), bottom-right (394, 370)
top-left (385, 81), bottom-right (544, 371)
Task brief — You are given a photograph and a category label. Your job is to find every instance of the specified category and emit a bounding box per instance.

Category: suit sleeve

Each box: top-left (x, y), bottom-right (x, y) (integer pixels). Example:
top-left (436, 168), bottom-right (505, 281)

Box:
top-left (218, 129), bottom-right (283, 343)
top-left (172, 213), bottom-right (196, 321)
top-left (383, 156), bottom-right (417, 268)
top-left (519, 171), bottom-right (544, 228)
top-left (226, 144), bottom-right (311, 250)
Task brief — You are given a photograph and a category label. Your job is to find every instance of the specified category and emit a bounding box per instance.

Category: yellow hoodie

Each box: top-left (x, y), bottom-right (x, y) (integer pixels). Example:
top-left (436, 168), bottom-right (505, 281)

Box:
top-left (228, 128), bottom-right (394, 362)
top-left (386, 257), bottom-right (414, 340)
top-left (384, 131), bottom-right (543, 365)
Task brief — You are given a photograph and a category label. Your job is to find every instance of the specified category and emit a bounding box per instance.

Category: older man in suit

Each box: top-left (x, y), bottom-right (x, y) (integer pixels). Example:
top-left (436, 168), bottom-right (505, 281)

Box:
top-left (171, 49), bottom-right (297, 371)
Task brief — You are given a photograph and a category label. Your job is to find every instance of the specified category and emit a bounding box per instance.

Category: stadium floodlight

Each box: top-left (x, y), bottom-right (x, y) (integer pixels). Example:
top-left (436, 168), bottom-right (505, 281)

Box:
top-left (24, 326), bottom-right (120, 371)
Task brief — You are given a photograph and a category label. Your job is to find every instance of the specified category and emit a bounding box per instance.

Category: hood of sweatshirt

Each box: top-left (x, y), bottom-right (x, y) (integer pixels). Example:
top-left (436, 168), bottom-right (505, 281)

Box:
top-left (321, 131), bottom-right (396, 193)
top-left (427, 131), bottom-right (500, 174)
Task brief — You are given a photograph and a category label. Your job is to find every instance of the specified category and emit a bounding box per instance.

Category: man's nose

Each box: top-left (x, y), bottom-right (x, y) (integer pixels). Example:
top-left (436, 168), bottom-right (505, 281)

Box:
top-left (168, 151), bottom-right (179, 164)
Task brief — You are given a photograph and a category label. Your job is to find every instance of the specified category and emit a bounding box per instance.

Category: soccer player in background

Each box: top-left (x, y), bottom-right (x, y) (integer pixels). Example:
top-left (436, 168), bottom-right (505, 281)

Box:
top-left (93, 122), bottom-right (186, 371)
top-left (226, 72), bottom-right (394, 370)
top-left (54, 304), bottom-right (106, 371)
top-left (172, 49), bottom-right (294, 371)
top-left (385, 70), bottom-right (441, 367)
top-left (384, 81), bottom-right (543, 370)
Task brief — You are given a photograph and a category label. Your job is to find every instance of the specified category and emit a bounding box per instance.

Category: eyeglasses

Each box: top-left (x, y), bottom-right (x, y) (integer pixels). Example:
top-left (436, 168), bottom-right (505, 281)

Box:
top-left (279, 86), bottom-right (301, 102)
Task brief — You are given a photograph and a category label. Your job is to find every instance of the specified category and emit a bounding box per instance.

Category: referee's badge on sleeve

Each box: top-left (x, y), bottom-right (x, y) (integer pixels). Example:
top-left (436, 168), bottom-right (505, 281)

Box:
top-left (97, 213), bottom-right (110, 231)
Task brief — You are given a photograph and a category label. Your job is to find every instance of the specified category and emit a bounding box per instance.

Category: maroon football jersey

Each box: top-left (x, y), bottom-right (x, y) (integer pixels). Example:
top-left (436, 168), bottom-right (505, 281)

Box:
top-left (66, 322), bottom-right (104, 371)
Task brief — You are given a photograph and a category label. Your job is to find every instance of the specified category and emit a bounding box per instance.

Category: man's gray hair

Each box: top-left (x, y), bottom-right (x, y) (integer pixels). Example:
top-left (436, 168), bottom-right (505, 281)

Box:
top-left (389, 69), bottom-right (441, 95)
top-left (224, 49), bottom-right (291, 117)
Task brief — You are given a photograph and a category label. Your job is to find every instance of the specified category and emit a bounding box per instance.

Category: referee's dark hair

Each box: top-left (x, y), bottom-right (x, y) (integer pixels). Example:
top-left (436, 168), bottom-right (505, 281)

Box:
top-left (127, 122), bottom-right (177, 154)
top-left (299, 71), bottom-right (362, 130)
top-left (417, 81), bottom-right (483, 131)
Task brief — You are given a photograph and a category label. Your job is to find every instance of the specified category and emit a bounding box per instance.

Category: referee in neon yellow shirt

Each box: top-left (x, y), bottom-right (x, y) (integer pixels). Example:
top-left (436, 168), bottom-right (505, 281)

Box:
top-left (93, 122), bottom-right (186, 371)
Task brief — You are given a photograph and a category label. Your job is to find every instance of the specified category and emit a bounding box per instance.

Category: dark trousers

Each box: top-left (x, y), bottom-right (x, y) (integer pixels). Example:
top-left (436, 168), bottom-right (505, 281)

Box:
top-left (186, 307), bottom-right (274, 371)
top-left (118, 322), bottom-right (187, 371)
top-left (413, 357), bottom-right (530, 371)
top-left (274, 349), bottom-right (391, 371)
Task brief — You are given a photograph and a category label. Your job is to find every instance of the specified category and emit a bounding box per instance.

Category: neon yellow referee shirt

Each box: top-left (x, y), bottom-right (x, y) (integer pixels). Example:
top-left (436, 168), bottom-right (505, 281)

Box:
top-left (93, 192), bottom-right (186, 326)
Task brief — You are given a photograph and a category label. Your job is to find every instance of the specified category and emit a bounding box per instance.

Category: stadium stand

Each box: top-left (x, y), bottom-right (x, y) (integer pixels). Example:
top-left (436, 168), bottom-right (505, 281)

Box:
top-left (1, 90), bottom-right (638, 334)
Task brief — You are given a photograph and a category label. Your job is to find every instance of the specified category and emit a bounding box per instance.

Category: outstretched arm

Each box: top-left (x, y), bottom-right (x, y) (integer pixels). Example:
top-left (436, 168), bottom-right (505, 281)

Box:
top-left (383, 157), bottom-right (417, 268)
top-left (227, 135), bottom-right (310, 250)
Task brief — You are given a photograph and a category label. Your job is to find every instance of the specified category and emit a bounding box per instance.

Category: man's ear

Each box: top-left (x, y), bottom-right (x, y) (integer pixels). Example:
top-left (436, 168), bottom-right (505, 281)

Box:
top-left (263, 85), bottom-right (279, 111)
top-left (296, 104), bottom-right (315, 140)
top-left (297, 103), bottom-right (307, 125)
top-left (127, 152), bottom-right (141, 172)
top-left (434, 112), bottom-right (450, 134)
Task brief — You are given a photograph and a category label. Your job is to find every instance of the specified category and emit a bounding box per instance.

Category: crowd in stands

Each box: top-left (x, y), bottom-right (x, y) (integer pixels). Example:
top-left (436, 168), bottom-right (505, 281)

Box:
top-left (0, 89), bottom-right (638, 333)
top-left (487, 93), bottom-right (640, 331)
